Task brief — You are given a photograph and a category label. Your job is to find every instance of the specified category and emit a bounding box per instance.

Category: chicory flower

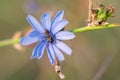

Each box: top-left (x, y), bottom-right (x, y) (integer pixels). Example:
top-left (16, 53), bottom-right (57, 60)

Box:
top-left (20, 10), bottom-right (75, 65)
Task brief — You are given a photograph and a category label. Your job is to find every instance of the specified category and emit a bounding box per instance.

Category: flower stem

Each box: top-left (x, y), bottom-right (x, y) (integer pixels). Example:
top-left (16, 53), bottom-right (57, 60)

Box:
top-left (88, 0), bottom-right (93, 21)
top-left (0, 38), bottom-right (20, 47)
top-left (0, 24), bottom-right (119, 47)
top-left (71, 24), bottom-right (120, 33)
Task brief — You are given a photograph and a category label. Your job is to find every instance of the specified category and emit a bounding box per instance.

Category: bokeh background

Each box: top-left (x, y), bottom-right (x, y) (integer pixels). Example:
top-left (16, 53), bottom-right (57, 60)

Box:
top-left (0, 0), bottom-right (120, 80)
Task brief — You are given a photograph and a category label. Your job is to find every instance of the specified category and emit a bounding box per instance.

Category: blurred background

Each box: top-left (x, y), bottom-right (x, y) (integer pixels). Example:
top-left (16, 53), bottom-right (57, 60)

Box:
top-left (0, 0), bottom-right (120, 80)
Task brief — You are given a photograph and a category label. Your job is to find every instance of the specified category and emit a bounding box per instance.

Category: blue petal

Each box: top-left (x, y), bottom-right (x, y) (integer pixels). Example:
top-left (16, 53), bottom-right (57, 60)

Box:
top-left (37, 40), bottom-right (47, 59)
top-left (55, 31), bottom-right (75, 40)
top-left (52, 44), bottom-right (64, 61)
top-left (51, 10), bottom-right (64, 31)
top-left (31, 40), bottom-right (47, 59)
top-left (26, 15), bottom-right (45, 33)
top-left (52, 19), bottom-right (68, 34)
top-left (46, 43), bottom-right (55, 65)
top-left (41, 13), bottom-right (51, 30)
top-left (31, 42), bottom-right (41, 59)
top-left (29, 30), bottom-right (40, 37)
top-left (55, 41), bottom-right (72, 55)
top-left (20, 30), bottom-right (40, 45)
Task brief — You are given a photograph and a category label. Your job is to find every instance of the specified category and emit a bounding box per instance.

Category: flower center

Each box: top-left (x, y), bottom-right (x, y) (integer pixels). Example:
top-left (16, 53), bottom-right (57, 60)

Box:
top-left (45, 30), bottom-right (54, 43)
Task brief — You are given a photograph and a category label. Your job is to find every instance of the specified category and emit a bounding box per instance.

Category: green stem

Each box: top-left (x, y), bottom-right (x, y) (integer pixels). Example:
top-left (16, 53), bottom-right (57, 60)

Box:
top-left (71, 24), bottom-right (120, 33)
top-left (0, 38), bottom-right (20, 47)
top-left (0, 24), bottom-right (120, 47)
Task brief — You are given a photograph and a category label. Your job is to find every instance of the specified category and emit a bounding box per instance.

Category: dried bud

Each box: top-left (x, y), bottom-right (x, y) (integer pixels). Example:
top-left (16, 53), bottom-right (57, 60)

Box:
top-left (12, 31), bottom-right (25, 52)
top-left (55, 65), bottom-right (65, 79)
top-left (87, 4), bottom-right (115, 26)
